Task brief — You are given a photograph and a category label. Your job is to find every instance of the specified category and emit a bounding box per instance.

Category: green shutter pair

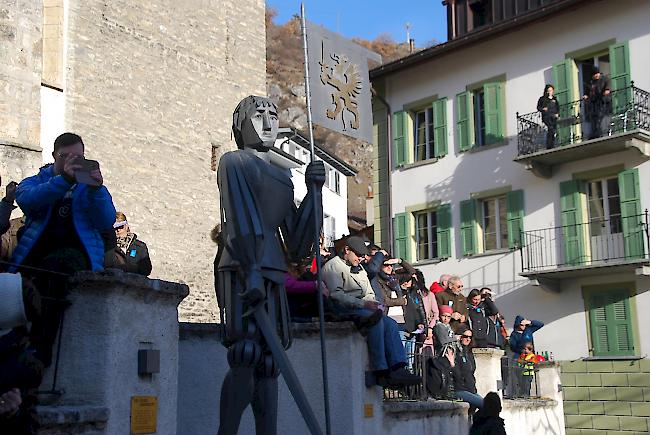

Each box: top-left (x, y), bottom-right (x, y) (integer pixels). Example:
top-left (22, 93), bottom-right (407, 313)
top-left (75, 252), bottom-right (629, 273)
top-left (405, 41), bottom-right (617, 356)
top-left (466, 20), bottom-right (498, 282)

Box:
top-left (456, 83), bottom-right (504, 151)
top-left (392, 98), bottom-right (448, 167)
top-left (393, 205), bottom-right (452, 261)
top-left (560, 168), bottom-right (643, 265)
top-left (587, 290), bottom-right (634, 357)
top-left (460, 190), bottom-right (524, 256)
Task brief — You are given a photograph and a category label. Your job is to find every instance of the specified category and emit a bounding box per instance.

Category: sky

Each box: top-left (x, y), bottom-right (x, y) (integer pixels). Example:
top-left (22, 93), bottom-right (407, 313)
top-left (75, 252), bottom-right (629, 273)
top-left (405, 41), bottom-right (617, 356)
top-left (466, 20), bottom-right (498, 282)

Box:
top-left (266, 0), bottom-right (448, 47)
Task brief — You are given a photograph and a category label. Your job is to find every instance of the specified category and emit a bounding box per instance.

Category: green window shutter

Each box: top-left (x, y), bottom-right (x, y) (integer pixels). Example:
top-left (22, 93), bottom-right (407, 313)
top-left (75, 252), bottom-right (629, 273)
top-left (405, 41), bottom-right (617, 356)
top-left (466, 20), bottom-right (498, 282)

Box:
top-left (436, 204), bottom-right (452, 259)
top-left (456, 91), bottom-right (475, 151)
top-left (460, 199), bottom-right (477, 256)
top-left (433, 98), bottom-right (448, 158)
top-left (393, 111), bottom-right (408, 167)
top-left (560, 180), bottom-right (589, 266)
top-left (609, 41), bottom-right (632, 114)
top-left (506, 190), bottom-right (524, 249)
top-left (618, 168), bottom-right (644, 259)
top-left (483, 82), bottom-right (504, 145)
top-left (588, 291), bottom-right (635, 357)
top-left (393, 212), bottom-right (412, 262)
top-left (553, 59), bottom-right (577, 145)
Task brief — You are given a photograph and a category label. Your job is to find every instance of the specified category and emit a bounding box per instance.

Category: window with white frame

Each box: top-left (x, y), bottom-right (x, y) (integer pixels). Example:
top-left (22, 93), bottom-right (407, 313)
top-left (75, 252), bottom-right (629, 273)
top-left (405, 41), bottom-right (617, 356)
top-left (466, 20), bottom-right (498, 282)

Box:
top-left (414, 107), bottom-right (435, 161)
top-left (415, 210), bottom-right (438, 261)
top-left (323, 214), bottom-right (336, 248)
top-left (480, 196), bottom-right (509, 251)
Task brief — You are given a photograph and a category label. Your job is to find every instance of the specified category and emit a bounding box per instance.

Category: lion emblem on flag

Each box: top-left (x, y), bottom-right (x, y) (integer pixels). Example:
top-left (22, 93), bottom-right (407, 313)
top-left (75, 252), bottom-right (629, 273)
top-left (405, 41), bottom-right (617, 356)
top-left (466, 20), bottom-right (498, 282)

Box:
top-left (319, 52), bottom-right (362, 131)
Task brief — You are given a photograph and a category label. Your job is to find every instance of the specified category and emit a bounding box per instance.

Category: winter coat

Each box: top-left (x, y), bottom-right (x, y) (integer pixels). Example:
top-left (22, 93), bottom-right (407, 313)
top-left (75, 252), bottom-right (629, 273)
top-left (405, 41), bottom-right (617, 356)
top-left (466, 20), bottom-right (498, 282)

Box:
top-left (0, 199), bottom-right (12, 236)
top-left (537, 95), bottom-right (559, 118)
top-left (436, 288), bottom-right (469, 333)
top-left (509, 316), bottom-right (544, 357)
top-left (322, 256), bottom-right (376, 309)
top-left (467, 298), bottom-right (499, 344)
top-left (10, 165), bottom-right (116, 272)
top-left (403, 288), bottom-right (427, 334)
top-left (455, 346), bottom-right (477, 393)
top-left (433, 321), bottom-right (456, 356)
top-left (106, 234), bottom-right (152, 276)
top-left (429, 281), bottom-right (446, 294)
top-left (371, 272), bottom-right (405, 312)
top-left (470, 414), bottom-right (507, 435)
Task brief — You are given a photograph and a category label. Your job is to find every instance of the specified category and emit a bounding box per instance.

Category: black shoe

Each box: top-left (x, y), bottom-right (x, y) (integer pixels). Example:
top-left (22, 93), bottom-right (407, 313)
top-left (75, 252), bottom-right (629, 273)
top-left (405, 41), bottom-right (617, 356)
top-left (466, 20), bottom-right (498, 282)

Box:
top-left (384, 367), bottom-right (422, 387)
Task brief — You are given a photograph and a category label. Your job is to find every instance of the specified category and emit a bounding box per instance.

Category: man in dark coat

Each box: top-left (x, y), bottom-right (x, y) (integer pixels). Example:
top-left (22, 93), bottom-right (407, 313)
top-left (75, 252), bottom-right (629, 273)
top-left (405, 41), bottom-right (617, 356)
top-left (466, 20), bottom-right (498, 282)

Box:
top-left (583, 68), bottom-right (612, 139)
top-left (108, 212), bottom-right (152, 276)
top-left (435, 275), bottom-right (468, 334)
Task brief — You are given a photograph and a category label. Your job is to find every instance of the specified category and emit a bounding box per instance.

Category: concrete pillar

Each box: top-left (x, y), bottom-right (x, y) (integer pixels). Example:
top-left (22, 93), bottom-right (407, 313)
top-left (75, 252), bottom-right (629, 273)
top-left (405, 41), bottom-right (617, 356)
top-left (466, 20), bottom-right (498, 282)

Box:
top-left (536, 361), bottom-right (563, 401)
top-left (41, 270), bottom-right (188, 435)
top-left (472, 347), bottom-right (505, 398)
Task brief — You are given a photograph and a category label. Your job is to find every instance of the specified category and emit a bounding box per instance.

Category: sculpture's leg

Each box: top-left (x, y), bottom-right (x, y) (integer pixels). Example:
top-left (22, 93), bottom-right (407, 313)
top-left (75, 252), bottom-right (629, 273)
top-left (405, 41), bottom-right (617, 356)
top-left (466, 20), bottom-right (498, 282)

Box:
top-left (217, 339), bottom-right (262, 435)
top-left (252, 353), bottom-right (279, 435)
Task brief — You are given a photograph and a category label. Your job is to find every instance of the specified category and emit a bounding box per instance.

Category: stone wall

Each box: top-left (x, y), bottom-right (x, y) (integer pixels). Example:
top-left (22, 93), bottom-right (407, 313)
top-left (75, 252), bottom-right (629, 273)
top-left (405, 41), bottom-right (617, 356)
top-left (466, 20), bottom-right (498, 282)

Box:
top-left (62, 0), bottom-right (266, 322)
top-left (0, 0), bottom-right (43, 189)
top-left (561, 359), bottom-right (650, 434)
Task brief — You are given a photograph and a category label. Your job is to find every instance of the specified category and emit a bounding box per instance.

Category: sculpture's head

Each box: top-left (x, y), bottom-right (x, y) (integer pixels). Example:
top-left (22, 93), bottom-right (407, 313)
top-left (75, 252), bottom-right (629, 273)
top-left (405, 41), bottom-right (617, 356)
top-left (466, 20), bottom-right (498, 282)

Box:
top-left (232, 96), bottom-right (279, 151)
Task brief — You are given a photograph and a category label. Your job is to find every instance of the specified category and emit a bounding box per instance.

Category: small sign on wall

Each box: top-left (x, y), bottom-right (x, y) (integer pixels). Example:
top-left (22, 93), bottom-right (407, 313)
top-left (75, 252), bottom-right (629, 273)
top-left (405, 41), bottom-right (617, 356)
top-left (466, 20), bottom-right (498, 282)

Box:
top-left (131, 396), bottom-right (158, 434)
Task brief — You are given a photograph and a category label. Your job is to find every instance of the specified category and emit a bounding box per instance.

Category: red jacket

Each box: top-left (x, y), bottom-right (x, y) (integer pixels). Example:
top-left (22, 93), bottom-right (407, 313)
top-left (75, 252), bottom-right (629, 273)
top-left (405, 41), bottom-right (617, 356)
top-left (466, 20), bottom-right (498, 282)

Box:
top-left (429, 282), bottom-right (446, 294)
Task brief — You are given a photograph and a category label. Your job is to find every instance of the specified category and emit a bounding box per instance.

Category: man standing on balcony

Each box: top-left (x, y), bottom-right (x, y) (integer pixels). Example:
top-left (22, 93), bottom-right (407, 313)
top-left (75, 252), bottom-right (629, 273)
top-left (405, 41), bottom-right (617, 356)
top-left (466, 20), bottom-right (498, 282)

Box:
top-left (583, 67), bottom-right (612, 140)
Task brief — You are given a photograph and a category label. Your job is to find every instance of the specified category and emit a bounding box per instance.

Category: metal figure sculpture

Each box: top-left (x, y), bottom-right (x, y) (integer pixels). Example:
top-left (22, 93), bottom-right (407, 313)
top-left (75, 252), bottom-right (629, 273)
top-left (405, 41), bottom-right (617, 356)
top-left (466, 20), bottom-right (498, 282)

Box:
top-left (215, 95), bottom-right (325, 435)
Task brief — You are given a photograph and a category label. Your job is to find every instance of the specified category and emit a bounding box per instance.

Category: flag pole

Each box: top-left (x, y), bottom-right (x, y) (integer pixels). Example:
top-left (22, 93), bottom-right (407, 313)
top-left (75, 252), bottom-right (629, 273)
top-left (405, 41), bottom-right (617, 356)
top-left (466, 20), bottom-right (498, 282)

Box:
top-left (300, 4), bottom-right (332, 435)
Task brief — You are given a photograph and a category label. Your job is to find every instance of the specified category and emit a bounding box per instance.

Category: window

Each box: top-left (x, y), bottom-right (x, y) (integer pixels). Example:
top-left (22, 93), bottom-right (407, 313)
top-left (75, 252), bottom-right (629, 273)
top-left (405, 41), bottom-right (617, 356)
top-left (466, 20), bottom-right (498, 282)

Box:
top-left (470, 0), bottom-right (491, 29)
top-left (460, 190), bottom-right (524, 256)
top-left (456, 82), bottom-right (505, 151)
top-left (585, 287), bottom-right (635, 357)
top-left (394, 204), bottom-right (451, 262)
top-left (324, 165), bottom-right (340, 194)
top-left (334, 171), bottom-right (341, 195)
top-left (480, 196), bottom-right (508, 251)
top-left (587, 177), bottom-right (621, 237)
top-left (323, 214), bottom-right (336, 247)
top-left (415, 210), bottom-right (438, 261)
top-left (414, 107), bottom-right (435, 161)
top-left (392, 98), bottom-right (447, 167)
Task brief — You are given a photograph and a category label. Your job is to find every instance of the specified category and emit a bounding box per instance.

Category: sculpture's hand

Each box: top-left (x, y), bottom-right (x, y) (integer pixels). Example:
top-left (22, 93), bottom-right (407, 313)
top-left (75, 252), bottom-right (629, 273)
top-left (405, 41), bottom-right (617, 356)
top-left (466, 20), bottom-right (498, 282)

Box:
top-left (305, 161), bottom-right (325, 190)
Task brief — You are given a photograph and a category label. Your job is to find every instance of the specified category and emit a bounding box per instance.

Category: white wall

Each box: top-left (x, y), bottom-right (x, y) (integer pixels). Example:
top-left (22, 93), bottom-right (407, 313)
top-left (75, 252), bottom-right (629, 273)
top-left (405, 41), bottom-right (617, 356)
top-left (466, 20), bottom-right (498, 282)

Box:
top-left (380, 1), bottom-right (650, 360)
top-left (40, 85), bottom-right (65, 163)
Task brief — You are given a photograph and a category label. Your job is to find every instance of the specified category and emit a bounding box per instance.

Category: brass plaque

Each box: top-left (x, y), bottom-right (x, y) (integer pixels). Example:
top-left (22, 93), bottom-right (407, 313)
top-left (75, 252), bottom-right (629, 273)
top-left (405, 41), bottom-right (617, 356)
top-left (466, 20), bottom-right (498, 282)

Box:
top-left (363, 403), bottom-right (374, 418)
top-left (131, 396), bottom-right (158, 434)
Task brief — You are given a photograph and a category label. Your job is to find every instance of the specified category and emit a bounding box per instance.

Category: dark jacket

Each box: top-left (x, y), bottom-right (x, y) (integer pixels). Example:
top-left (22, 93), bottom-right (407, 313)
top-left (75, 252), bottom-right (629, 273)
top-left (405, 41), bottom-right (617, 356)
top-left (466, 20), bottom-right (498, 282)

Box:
top-left (436, 288), bottom-right (468, 333)
top-left (455, 346), bottom-right (477, 393)
top-left (467, 298), bottom-right (499, 343)
top-left (371, 271), bottom-right (404, 309)
top-left (509, 316), bottom-right (544, 357)
top-left (586, 74), bottom-right (612, 114)
top-left (0, 198), bottom-right (13, 236)
top-left (470, 414), bottom-right (507, 435)
top-left (106, 234), bottom-right (152, 276)
top-left (403, 287), bottom-right (427, 334)
top-left (537, 95), bottom-right (559, 118)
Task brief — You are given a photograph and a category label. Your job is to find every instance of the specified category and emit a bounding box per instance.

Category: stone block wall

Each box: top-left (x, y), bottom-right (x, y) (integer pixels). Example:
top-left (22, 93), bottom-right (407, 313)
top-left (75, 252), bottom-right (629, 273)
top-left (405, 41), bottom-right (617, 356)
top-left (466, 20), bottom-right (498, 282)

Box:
top-left (561, 359), bottom-right (650, 434)
top-left (0, 0), bottom-right (43, 188)
top-left (62, 0), bottom-right (266, 322)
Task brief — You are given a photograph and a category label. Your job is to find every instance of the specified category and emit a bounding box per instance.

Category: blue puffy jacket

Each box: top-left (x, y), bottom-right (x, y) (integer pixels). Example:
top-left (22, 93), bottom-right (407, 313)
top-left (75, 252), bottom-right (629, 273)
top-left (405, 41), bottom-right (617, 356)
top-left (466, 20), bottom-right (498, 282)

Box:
top-left (10, 165), bottom-right (116, 272)
top-left (509, 316), bottom-right (544, 357)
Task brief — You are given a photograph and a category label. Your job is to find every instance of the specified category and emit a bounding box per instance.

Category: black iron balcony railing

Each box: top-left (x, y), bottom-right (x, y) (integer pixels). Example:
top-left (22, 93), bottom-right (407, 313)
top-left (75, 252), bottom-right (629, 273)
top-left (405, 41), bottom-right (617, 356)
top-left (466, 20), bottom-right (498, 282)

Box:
top-left (517, 84), bottom-right (650, 157)
top-left (519, 211), bottom-right (650, 273)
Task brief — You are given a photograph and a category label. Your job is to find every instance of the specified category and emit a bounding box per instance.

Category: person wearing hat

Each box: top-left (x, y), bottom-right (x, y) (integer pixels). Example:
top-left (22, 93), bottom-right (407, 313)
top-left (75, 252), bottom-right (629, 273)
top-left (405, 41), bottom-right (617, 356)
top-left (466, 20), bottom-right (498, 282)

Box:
top-left (107, 212), bottom-right (152, 276)
top-left (433, 305), bottom-right (458, 357)
top-left (583, 66), bottom-right (612, 139)
top-left (509, 315), bottom-right (544, 358)
top-left (322, 236), bottom-right (421, 387)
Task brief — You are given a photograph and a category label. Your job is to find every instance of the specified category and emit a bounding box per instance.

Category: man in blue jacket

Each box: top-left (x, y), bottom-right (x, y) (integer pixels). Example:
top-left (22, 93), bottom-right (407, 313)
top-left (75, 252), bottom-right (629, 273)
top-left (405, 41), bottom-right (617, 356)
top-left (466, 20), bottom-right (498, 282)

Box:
top-left (11, 132), bottom-right (116, 274)
top-left (509, 315), bottom-right (544, 357)
top-left (10, 132), bottom-right (115, 367)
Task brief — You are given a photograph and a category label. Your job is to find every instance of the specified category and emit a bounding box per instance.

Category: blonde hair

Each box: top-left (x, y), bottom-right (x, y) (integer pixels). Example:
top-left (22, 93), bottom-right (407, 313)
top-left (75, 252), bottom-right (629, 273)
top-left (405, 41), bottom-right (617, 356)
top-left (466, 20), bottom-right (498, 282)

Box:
top-left (115, 211), bottom-right (127, 222)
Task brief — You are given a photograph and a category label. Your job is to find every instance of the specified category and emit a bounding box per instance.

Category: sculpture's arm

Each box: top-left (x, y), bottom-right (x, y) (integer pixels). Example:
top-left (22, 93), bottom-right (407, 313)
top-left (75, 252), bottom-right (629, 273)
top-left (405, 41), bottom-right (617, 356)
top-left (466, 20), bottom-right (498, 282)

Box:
top-left (217, 152), bottom-right (265, 303)
top-left (282, 161), bottom-right (325, 262)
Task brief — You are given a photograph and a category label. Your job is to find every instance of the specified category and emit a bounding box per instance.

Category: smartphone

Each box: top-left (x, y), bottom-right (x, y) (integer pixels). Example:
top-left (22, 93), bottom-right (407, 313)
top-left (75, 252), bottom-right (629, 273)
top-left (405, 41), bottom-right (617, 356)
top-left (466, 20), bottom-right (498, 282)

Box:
top-left (74, 159), bottom-right (101, 186)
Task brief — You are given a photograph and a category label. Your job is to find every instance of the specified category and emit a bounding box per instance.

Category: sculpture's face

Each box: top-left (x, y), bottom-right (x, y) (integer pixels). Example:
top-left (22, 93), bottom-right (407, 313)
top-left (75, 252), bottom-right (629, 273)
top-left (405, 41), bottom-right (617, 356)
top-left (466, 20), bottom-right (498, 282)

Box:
top-left (240, 101), bottom-right (279, 151)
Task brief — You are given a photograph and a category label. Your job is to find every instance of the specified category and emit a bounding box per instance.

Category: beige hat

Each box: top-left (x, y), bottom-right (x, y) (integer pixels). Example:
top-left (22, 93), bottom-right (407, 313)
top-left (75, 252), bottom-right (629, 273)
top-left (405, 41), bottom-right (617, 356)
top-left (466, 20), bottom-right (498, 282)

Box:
top-left (0, 272), bottom-right (26, 336)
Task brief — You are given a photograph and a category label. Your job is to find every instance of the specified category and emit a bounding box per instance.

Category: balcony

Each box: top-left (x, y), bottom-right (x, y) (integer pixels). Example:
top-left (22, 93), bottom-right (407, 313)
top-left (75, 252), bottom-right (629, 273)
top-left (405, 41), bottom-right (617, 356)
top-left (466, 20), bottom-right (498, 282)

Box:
top-left (518, 212), bottom-right (650, 291)
top-left (515, 84), bottom-right (650, 178)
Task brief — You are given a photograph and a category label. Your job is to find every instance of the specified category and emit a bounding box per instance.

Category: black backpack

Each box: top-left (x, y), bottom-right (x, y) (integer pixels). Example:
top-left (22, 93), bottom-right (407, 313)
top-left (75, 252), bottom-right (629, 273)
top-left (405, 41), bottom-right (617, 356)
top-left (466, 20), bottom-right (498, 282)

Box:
top-left (426, 356), bottom-right (451, 398)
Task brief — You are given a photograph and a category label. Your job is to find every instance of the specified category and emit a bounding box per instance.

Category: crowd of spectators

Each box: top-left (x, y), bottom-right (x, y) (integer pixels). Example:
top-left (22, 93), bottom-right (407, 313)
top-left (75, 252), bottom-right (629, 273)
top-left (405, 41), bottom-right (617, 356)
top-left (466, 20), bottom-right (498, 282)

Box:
top-left (1, 133), bottom-right (152, 433)
top-left (282, 235), bottom-right (546, 418)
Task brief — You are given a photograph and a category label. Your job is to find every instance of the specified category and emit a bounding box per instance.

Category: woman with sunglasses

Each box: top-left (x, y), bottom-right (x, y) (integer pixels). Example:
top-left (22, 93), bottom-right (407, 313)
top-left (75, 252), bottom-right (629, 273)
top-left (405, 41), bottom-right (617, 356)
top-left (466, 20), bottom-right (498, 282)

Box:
top-left (455, 325), bottom-right (484, 410)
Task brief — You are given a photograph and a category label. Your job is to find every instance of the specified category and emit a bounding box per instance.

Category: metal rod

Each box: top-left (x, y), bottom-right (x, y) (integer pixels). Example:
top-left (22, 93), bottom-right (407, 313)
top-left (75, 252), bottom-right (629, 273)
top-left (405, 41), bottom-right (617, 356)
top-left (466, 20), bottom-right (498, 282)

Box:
top-left (300, 4), bottom-right (332, 435)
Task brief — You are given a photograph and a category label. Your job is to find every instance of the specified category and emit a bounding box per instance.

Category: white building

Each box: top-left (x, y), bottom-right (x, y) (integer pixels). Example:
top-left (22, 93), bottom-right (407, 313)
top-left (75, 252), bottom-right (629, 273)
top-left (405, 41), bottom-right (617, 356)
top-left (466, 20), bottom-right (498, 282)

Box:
top-left (270, 128), bottom-right (356, 247)
top-left (371, 2), bottom-right (650, 428)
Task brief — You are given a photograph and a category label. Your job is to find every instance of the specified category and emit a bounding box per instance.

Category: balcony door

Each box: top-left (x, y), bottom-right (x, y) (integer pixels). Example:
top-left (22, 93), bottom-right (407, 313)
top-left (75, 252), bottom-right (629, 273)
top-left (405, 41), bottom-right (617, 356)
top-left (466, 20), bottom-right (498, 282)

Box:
top-left (587, 177), bottom-right (624, 262)
top-left (576, 53), bottom-right (610, 140)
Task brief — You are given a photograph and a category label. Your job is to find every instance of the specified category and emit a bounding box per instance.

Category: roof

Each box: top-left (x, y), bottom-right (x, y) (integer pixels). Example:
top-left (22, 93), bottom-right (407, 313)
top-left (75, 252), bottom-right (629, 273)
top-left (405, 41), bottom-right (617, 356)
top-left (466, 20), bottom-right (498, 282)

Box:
top-left (277, 128), bottom-right (358, 177)
top-left (370, 0), bottom-right (593, 80)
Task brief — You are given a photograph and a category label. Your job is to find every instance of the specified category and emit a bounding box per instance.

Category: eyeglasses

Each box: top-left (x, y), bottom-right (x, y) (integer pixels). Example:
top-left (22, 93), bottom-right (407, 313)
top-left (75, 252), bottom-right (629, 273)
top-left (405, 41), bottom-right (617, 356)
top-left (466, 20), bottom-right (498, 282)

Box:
top-left (440, 314), bottom-right (451, 318)
top-left (461, 335), bottom-right (473, 339)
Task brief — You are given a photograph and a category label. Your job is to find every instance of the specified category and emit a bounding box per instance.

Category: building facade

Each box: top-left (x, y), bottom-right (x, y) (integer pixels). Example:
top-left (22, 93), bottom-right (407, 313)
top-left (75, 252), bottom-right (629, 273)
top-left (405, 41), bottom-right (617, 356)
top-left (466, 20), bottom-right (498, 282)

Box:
top-left (271, 128), bottom-right (356, 247)
top-left (372, 0), bottom-right (650, 431)
top-left (1, 0), bottom-right (267, 322)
